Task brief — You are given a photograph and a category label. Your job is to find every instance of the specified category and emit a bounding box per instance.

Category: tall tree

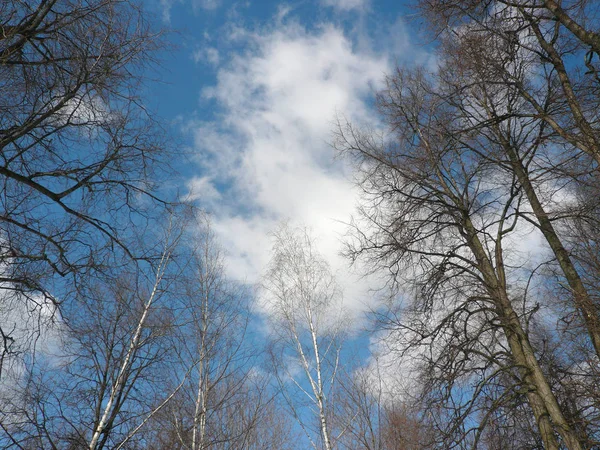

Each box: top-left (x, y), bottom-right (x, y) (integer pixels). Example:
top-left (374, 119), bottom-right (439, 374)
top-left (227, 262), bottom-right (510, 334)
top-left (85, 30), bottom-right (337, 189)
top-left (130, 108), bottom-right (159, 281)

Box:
top-left (263, 224), bottom-right (348, 450)
top-left (154, 217), bottom-right (261, 450)
top-left (0, 0), bottom-right (169, 378)
top-left (0, 222), bottom-right (183, 450)
top-left (420, 0), bottom-right (600, 365)
top-left (336, 63), bottom-right (589, 448)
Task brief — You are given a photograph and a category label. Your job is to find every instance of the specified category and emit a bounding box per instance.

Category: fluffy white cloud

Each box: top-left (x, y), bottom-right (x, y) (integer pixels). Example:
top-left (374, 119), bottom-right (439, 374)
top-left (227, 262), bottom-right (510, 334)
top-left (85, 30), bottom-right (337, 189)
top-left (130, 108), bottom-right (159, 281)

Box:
top-left (189, 21), bottom-right (408, 318)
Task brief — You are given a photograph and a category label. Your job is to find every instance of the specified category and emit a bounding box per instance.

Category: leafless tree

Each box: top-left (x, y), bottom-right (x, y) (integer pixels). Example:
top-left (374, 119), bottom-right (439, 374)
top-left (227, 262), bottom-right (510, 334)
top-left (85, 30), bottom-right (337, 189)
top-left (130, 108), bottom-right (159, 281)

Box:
top-left (239, 394), bottom-right (300, 450)
top-left (335, 361), bottom-right (386, 450)
top-left (335, 59), bottom-right (591, 448)
top-left (333, 1), bottom-right (600, 445)
top-left (418, 0), bottom-right (600, 364)
top-left (262, 224), bottom-right (349, 450)
top-left (0, 0), bottom-right (170, 378)
top-left (421, 5), bottom-right (600, 443)
top-left (0, 220), bottom-right (185, 450)
top-left (417, 0), bottom-right (600, 167)
top-left (151, 216), bottom-right (263, 450)
top-left (148, 387), bottom-right (299, 450)
top-left (334, 354), bottom-right (435, 450)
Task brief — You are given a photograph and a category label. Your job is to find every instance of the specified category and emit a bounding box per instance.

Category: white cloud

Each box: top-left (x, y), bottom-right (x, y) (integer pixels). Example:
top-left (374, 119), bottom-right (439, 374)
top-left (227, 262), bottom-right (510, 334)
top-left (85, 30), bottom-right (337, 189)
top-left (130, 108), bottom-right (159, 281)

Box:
top-left (159, 0), bottom-right (219, 23)
top-left (193, 46), bottom-right (220, 66)
top-left (321, 0), bottom-right (368, 12)
top-left (159, 0), bottom-right (182, 23)
top-left (189, 21), bottom-right (411, 318)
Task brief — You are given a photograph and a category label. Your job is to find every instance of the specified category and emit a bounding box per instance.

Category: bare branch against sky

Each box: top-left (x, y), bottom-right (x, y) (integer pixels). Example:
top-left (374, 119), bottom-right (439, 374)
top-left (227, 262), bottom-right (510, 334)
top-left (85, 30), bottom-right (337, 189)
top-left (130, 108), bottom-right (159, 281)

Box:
top-left (1, 0), bottom-right (599, 448)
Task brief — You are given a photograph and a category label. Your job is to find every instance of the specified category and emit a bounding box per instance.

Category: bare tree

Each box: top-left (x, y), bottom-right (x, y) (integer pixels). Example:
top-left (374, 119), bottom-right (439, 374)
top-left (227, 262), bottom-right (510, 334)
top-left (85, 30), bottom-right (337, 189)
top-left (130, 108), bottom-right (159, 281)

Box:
top-left (417, 0), bottom-right (600, 166)
top-left (419, 0), bottom-right (600, 364)
top-left (148, 386), bottom-right (299, 450)
top-left (335, 354), bottom-right (435, 450)
top-left (240, 394), bottom-right (300, 450)
top-left (332, 1), bottom-right (600, 445)
top-left (85, 237), bottom-right (178, 450)
top-left (0, 0), bottom-right (169, 378)
top-left (335, 361), bottom-right (386, 450)
top-left (335, 61), bottom-right (589, 448)
top-left (154, 216), bottom-right (261, 450)
top-left (418, 7), bottom-right (600, 444)
top-left (262, 224), bottom-right (348, 450)
top-left (0, 220), bottom-right (185, 450)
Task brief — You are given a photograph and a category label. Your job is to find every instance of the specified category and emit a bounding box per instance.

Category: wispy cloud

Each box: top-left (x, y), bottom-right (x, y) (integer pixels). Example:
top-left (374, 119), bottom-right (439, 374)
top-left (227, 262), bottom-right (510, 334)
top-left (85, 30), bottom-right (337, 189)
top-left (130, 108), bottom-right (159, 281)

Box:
top-left (159, 0), bottom-right (182, 23)
top-left (159, 0), bottom-right (221, 23)
top-left (321, 0), bottom-right (369, 12)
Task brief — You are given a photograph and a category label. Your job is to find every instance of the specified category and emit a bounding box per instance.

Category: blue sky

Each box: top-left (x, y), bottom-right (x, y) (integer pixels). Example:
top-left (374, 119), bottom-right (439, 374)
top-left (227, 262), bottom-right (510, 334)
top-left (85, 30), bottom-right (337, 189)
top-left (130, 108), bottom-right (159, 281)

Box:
top-left (143, 0), bottom-right (436, 324)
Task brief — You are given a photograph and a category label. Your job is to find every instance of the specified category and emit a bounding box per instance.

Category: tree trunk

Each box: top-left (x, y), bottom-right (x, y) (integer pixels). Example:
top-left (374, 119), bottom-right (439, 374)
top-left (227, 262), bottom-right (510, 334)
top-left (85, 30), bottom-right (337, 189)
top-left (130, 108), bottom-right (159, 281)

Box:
top-left (464, 216), bottom-right (583, 450)
top-left (498, 136), bottom-right (600, 360)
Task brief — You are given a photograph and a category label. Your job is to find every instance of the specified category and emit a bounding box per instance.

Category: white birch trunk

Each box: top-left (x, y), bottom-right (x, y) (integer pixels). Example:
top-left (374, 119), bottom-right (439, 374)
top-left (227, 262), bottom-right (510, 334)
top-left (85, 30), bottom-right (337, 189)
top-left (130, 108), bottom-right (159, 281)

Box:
top-left (88, 246), bottom-right (173, 450)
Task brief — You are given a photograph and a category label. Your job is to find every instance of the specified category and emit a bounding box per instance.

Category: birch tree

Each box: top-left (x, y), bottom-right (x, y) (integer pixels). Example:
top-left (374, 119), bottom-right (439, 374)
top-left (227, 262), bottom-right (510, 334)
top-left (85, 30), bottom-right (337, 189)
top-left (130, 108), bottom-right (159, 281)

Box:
top-left (263, 224), bottom-right (348, 450)
top-left (157, 217), bottom-right (259, 450)
top-left (0, 222), bottom-right (184, 449)
top-left (85, 240), bottom-right (176, 450)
